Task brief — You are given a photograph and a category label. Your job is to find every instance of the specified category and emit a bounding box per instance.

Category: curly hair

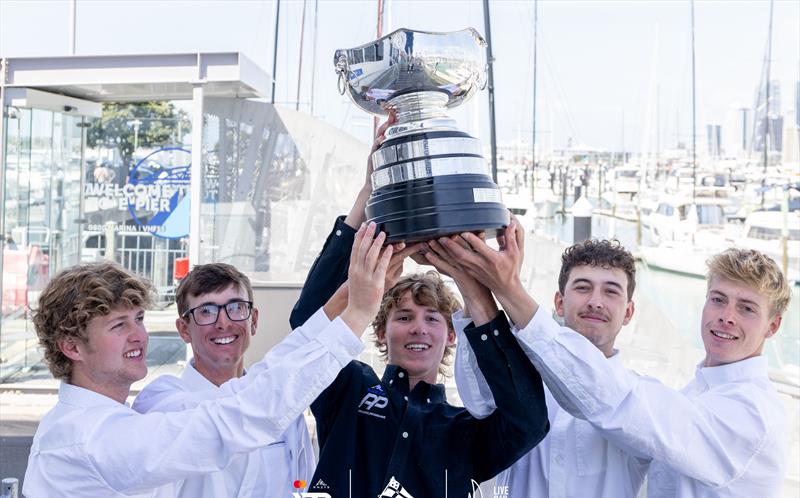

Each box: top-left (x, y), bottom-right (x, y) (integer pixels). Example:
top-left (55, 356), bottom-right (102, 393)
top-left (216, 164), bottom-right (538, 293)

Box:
top-left (176, 263), bottom-right (253, 318)
top-left (31, 262), bottom-right (154, 381)
top-left (558, 238), bottom-right (636, 300)
top-left (372, 271), bottom-right (463, 378)
top-left (707, 248), bottom-right (792, 317)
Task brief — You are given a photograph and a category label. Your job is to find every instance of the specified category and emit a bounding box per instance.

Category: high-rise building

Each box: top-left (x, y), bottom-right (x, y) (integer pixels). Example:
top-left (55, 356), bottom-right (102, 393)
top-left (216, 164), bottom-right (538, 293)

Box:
top-left (706, 123), bottom-right (722, 158)
top-left (752, 79), bottom-right (781, 152)
top-left (795, 81), bottom-right (800, 127)
top-left (723, 105), bottom-right (749, 157)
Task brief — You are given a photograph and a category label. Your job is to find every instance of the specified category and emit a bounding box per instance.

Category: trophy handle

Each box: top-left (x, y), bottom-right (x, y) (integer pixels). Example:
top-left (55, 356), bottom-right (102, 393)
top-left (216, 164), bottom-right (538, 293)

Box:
top-left (334, 50), bottom-right (349, 95)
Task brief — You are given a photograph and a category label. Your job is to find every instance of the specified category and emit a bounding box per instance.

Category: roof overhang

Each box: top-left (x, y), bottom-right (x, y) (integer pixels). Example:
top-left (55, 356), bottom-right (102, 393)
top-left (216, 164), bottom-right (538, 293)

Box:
top-left (1, 52), bottom-right (269, 102)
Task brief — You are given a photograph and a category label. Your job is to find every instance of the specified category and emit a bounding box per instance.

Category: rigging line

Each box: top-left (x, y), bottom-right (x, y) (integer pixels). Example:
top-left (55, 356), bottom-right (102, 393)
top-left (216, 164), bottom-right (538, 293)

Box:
top-left (539, 32), bottom-right (583, 146)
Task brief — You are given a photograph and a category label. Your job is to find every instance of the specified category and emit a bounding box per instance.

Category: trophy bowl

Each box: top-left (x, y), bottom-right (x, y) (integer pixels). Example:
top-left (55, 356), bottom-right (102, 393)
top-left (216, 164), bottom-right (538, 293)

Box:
top-left (335, 28), bottom-right (509, 243)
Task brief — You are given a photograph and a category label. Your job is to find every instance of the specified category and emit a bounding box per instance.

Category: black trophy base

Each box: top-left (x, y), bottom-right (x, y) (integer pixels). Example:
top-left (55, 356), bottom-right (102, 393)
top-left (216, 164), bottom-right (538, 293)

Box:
top-left (366, 174), bottom-right (510, 243)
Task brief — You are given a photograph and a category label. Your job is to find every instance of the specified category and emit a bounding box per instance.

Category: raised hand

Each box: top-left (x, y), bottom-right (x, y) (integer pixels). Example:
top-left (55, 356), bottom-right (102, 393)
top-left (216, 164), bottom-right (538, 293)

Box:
top-left (341, 223), bottom-right (394, 335)
top-left (345, 111), bottom-right (398, 229)
top-left (384, 241), bottom-right (425, 291)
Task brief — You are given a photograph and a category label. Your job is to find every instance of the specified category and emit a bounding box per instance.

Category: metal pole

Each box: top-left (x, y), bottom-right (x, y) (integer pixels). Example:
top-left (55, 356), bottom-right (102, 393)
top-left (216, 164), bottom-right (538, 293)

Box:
top-left (295, 0), bottom-right (308, 111)
top-left (271, 0), bottom-right (281, 104)
top-left (69, 0), bottom-right (77, 55)
top-left (373, 0), bottom-right (385, 138)
top-left (482, 0), bottom-right (498, 183)
top-left (531, 0), bottom-right (538, 203)
top-left (189, 82), bottom-right (205, 267)
top-left (1, 477), bottom-right (19, 498)
top-left (761, 0), bottom-right (774, 208)
top-left (690, 0), bottom-right (697, 204)
top-left (0, 58), bottom-right (7, 325)
top-left (309, 0), bottom-right (319, 116)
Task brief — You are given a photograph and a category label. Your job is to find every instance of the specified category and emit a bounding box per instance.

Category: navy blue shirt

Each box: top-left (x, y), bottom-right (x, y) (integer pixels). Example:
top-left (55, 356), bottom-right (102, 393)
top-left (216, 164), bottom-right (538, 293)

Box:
top-left (291, 217), bottom-right (548, 498)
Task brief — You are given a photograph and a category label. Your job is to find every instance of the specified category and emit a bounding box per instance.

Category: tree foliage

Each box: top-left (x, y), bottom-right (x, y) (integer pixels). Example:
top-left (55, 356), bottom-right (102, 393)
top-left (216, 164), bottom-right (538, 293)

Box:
top-left (87, 102), bottom-right (191, 164)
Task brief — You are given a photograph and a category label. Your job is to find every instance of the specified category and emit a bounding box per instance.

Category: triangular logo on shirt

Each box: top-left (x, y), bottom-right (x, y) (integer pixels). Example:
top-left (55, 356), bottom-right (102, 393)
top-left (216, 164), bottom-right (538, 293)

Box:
top-left (368, 383), bottom-right (385, 395)
top-left (379, 476), bottom-right (415, 498)
top-left (312, 478), bottom-right (329, 489)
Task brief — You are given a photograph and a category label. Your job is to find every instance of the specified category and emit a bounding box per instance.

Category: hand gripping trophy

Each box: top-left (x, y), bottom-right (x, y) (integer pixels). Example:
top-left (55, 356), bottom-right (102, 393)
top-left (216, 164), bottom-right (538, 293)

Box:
top-left (335, 27), bottom-right (509, 243)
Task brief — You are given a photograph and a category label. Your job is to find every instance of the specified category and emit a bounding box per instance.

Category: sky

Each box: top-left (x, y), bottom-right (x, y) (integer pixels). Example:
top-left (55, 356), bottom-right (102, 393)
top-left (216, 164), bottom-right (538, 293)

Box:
top-left (1, 0), bottom-right (798, 153)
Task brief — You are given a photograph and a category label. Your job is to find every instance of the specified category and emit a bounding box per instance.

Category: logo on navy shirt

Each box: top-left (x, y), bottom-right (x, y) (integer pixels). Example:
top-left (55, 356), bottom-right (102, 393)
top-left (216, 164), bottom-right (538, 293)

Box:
top-left (379, 476), bottom-right (415, 497)
top-left (358, 384), bottom-right (388, 419)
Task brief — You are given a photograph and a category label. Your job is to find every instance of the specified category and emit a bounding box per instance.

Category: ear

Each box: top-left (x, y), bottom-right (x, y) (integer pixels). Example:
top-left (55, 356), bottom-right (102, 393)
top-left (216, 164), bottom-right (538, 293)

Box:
top-left (58, 337), bottom-right (83, 362)
top-left (554, 291), bottom-right (565, 317)
top-left (622, 300), bottom-right (635, 326)
top-left (375, 327), bottom-right (387, 345)
top-left (446, 327), bottom-right (456, 347)
top-left (176, 317), bottom-right (192, 344)
top-left (765, 314), bottom-right (782, 339)
top-left (250, 308), bottom-right (259, 336)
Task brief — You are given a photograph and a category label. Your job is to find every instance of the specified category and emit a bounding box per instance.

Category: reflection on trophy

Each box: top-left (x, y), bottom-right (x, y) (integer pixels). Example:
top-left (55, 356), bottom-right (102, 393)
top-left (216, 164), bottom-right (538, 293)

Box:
top-left (335, 27), bottom-right (509, 243)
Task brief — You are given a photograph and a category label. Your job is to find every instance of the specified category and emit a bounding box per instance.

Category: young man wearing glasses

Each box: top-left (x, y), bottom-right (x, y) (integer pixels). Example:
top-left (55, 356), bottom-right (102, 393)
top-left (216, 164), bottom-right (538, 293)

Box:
top-left (133, 263), bottom-right (315, 497)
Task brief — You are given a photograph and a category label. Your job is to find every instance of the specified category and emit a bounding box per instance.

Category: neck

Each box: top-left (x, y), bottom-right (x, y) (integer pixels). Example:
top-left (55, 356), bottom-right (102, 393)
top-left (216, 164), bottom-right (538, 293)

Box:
top-left (194, 360), bottom-right (243, 387)
top-left (69, 370), bottom-right (130, 404)
top-left (408, 371), bottom-right (437, 391)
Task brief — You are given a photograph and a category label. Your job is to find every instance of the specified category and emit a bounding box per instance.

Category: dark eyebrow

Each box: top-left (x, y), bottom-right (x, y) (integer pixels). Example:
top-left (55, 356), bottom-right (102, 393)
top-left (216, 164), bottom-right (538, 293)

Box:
top-left (570, 278), bottom-right (592, 287)
top-left (197, 298), bottom-right (245, 307)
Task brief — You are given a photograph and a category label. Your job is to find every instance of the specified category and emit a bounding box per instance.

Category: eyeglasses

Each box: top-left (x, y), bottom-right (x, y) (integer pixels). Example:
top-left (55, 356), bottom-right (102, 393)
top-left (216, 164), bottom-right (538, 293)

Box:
top-left (182, 300), bottom-right (254, 326)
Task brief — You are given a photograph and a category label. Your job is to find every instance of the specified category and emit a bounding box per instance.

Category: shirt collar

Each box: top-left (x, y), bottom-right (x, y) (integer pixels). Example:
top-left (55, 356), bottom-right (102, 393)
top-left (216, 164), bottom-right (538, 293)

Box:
top-left (181, 358), bottom-right (221, 391)
top-left (59, 381), bottom-right (126, 408)
top-left (697, 355), bottom-right (769, 386)
top-left (381, 364), bottom-right (446, 403)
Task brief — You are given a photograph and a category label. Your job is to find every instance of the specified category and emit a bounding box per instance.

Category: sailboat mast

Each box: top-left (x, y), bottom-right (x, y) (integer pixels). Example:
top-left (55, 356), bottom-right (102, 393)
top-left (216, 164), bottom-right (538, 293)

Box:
top-left (295, 0), bottom-right (308, 111)
top-left (690, 0), bottom-right (697, 204)
top-left (309, 0), bottom-right (319, 115)
top-left (531, 0), bottom-right (539, 203)
top-left (761, 0), bottom-right (774, 208)
top-left (483, 0), bottom-right (499, 183)
top-left (271, 0), bottom-right (281, 103)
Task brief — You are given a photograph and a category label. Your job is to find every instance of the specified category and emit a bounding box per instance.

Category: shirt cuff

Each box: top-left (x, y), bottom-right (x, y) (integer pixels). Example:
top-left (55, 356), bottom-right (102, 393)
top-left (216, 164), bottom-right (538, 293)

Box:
top-left (301, 306), bottom-right (333, 332)
top-left (514, 303), bottom-right (562, 350)
top-left (314, 316), bottom-right (365, 365)
top-left (452, 309), bottom-right (473, 336)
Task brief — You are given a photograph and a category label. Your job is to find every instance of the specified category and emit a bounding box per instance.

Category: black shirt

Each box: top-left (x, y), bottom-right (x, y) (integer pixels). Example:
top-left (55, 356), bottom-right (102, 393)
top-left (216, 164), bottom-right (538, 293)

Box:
top-left (291, 217), bottom-right (548, 498)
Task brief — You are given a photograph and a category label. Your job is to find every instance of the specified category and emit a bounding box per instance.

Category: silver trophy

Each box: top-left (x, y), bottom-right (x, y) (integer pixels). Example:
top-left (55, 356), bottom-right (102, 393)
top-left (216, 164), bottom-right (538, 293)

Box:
top-left (335, 27), bottom-right (509, 243)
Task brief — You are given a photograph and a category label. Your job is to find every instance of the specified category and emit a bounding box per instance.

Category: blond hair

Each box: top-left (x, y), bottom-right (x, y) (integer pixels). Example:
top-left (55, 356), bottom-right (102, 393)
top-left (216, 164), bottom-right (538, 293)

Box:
top-left (32, 262), bottom-right (154, 380)
top-left (707, 248), bottom-right (792, 317)
top-left (372, 271), bottom-right (463, 378)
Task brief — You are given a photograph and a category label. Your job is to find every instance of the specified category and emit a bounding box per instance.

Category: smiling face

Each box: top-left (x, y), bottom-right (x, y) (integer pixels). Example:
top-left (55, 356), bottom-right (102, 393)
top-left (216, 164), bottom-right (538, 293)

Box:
top-left (377, 292), bottom-right (456, 388)
top-left (701, 275), bottom-right (782, 367)
top-left (555, 264), bottom-right (635, 357)
top-left (177, 283), bottom-right (258, 386)
top-left (62, 306), bottom-right (149, 403)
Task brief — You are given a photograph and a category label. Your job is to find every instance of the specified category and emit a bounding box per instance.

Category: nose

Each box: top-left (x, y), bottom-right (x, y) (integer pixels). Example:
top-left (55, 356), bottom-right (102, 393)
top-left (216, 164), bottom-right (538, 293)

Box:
top-left (586, 289), bottom-right (605, 310)
top-left (215, 309), bottom-right (233, 329)
top-left (718, 303), bottom-right (736, 326)
top-left (409, 317), bottom-right (427, 335)
top-left (132, 321), bottom-right (148, 346)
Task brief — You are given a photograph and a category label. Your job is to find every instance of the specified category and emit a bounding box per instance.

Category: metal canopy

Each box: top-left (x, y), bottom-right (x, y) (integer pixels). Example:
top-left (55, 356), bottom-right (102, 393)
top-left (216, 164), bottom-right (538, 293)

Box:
top-left (2, 52), bottom-right (269, 102)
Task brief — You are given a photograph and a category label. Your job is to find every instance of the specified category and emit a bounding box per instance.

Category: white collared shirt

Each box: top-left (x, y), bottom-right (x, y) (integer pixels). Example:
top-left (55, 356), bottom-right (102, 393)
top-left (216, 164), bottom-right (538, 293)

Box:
top-left (23, 313), bottom-right (363, 498)
top-left (453, 310), bottom-right (649, 498)
top-left (516, 306), bottom-right (787, 497)
top-left (131, 310), bottom-right (330, 498)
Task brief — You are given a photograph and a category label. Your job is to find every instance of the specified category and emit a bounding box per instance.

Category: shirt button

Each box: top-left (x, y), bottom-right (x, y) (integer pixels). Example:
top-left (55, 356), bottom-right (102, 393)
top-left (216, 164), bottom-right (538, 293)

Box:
top-left (402, 432), bottom-right (409, 438)
top-left (480, 334), bottom-right (488, 341)
top-left (426, 398), bottom-right (431, 403)
top-left (389, 380), bottom-right (393, 385)
top-left (404, 396), bottom-right (408, 401)
top-left (493, 329), bottom-right (499, 336)
top-left (398, 372), bottom-right (405, 378)
top-left (335, 229), bottom-right (342, 236)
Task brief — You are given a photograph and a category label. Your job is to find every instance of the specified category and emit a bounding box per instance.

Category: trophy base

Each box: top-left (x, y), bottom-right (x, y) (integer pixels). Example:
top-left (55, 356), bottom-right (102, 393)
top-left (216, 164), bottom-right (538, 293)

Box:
top-left (366, 174), bottom-right (510, 243)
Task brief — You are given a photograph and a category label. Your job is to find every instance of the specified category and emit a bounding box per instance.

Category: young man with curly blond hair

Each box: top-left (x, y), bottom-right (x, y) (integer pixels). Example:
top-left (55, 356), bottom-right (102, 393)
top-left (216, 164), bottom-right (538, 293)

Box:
top-left (287, 118), bottom-right (549, 498)
top-left (23, 225), bottom-right (392, 498)
top-left (438, 219), bottom-right (791, 498)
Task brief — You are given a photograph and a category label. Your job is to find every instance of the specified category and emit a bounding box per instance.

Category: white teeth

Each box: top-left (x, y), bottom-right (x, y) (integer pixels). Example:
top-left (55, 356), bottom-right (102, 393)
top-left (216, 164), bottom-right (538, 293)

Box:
top-left (711, 330), bottom-right (737, 340)
top-left (212, 336), bottom-right (236, 345)
top-left (405, 344), bottom-right (430, 351)
top-left (124, 350), bottom-right (142, 358)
